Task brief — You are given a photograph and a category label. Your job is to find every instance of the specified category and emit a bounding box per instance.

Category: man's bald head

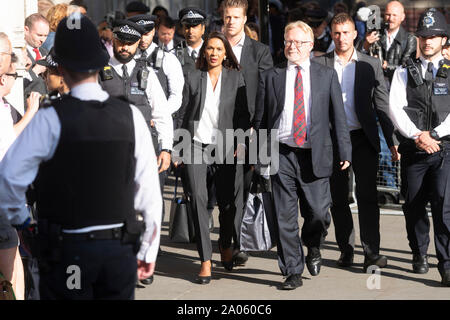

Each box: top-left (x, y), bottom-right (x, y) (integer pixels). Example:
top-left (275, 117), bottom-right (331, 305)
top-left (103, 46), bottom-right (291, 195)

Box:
top-left (385, 1), bottom-right (405, 33)
top-left (0, 33), bottom-right (12, 76)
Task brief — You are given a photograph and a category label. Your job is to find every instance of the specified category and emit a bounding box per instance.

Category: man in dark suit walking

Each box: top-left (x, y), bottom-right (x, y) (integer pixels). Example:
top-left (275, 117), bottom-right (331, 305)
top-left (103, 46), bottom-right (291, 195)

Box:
top-left (253, 20), bottom-right (351, 290)
top-left (314, 13), bottom-right (397, 272)
top-left (24, 13), bottom-right (50, 97)
top-left (221, 0), bottom-right (274, 266)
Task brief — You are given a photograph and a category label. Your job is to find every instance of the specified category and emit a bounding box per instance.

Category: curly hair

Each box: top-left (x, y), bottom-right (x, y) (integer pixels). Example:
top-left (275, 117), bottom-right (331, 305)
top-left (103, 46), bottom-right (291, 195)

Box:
top-left (46, 4), bottom-right (68, 32)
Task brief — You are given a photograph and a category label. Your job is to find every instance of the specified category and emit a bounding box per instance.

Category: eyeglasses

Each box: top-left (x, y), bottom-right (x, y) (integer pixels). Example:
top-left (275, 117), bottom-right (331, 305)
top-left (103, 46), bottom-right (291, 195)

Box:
top-left (5, 72), bottom-right (18, 80)
top-left (284, 40), bottom-right (312, 48)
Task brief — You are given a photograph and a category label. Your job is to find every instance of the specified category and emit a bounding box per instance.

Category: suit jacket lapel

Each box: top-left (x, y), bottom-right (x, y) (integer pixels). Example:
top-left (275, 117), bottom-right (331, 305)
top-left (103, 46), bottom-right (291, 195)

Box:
top-left (274, 67), bottom-right (286, 116)
top-left (218, 68), bottom-right (229, 124)
top-left (354, 52), bottom-right (363, 116)
top-left (240, 36), bottom-right (252, 67)
top-left (197, 71), bottom-right (207, 120)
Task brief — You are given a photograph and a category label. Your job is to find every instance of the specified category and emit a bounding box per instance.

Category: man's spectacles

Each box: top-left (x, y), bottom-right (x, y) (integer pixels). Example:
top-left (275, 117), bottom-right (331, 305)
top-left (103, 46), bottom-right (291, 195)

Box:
top-left (284, 40), bottom-right (312, 48)
top-left (5, 72), bottom-right (18, 80)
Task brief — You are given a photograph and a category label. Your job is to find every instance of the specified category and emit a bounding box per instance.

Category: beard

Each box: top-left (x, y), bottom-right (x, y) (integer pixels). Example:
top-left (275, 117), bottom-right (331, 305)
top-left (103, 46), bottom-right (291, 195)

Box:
top-left (113, 46), bottom-right (136, 64)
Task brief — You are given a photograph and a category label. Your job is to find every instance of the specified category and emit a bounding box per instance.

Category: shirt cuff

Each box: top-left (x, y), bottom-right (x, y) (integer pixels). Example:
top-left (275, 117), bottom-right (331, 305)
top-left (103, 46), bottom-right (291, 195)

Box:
top-left (434, 126), bottom-right (448, 140)
top-left (5, 205), bottom-right (30, 226)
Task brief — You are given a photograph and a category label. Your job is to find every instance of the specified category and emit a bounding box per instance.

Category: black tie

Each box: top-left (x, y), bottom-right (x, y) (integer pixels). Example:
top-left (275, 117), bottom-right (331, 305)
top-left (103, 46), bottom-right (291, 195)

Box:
top-left (141, 50), bottom-right (147, 59)
top-left (122, 64), bottom-right (129, 81)
top-left (191, 50), bottom-right (197, 61)
top-left (425, 62), bottom-right (434, 81)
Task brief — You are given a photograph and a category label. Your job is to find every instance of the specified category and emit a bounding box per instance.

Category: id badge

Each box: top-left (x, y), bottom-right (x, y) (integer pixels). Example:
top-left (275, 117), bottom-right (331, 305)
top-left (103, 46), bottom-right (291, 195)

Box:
top-left (433, 82), bottom-right (449, 95)
top-left (130, 82), bottom-right (145, 95)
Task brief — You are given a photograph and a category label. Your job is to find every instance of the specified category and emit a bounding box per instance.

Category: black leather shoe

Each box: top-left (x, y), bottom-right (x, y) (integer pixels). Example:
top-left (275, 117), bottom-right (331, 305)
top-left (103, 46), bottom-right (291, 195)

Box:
top-left (280, 274), bottom-right (303, 290)
top-left (337, 251), bottom-right (354, 267)
top-left (306, 247), bottom-right (322, 276)
top-left (441, 270), bottom-right (450, 287)
top-left (140, 275), bottom-right (154, 285)
top-left (233, 250), bottom-right (249, 266)
top-left (412, 254), bottom-right (429, 274)
top-left (363, 254), bottom-right (388, 272)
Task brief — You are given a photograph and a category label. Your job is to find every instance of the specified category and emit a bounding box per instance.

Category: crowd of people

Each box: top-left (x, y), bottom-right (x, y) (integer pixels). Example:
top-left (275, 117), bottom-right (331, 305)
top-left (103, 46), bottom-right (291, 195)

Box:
top-left (0, 0), bottom-right (449, 300)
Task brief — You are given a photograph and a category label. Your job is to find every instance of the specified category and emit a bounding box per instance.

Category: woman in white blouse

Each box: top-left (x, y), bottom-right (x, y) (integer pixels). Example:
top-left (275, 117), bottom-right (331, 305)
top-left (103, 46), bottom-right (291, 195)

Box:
top-left (177, 32), bottom-right (250, 284)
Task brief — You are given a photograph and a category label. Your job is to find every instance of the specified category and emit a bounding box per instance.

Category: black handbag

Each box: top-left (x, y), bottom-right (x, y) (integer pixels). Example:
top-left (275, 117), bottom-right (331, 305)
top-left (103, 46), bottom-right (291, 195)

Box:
top-left (169, 172), bottom-right (196, 243)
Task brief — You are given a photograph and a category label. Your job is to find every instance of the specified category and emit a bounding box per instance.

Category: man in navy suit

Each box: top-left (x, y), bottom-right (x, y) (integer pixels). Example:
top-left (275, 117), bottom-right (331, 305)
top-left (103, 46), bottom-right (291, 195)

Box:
top-left (253, 20), bottom-right (351, 290)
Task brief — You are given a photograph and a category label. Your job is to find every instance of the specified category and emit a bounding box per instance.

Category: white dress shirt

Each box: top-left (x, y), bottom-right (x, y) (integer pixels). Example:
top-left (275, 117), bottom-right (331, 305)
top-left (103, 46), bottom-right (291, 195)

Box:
top-left (231, 33), bottom-right (246, 63)
top-left (187, 40), bottom-right (204, 59)
top-left (0, 101), bottom-right (16, 161)
top-left (0, 82), bottom-right (162, 263)
top-left (109, 56), bottom-right (173, 150)
top-left (334, 49), bottom-right (361, 131)
top-left (389, 54), bottom-right (450, 140)
top-left (278, 60), bottom-right (312, 148)
top-left (137, 42), bottom-right (184, 115)
top-left (194, 71), bottom-right (222, 145)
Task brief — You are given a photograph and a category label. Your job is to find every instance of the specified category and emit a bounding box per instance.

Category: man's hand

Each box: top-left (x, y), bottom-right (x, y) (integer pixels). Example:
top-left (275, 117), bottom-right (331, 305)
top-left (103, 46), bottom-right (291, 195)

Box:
top-left (157, 151), bottom-right (171, 173)
top-left (382, 60), bottom-right (388, 70)
top-left (137, 260), bottom-right (155, 280)
top-left (32, 64), bottom-right (46, 76)
top-left (415, 131), bottom-right (441, 154)
top-left (389, 145), bottom-right (400, 161)
top-left (26, 92), bottom-right (41, 115)
top-left (363, 30), bottom-right (380, 51)
top-left (340, 161), bottom-right (351, 170)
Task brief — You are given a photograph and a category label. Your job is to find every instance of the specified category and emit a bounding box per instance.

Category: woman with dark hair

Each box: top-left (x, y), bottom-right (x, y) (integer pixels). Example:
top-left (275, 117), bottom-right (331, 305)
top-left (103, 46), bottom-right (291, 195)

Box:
top-left (177, 31), bottom-right (250, 284)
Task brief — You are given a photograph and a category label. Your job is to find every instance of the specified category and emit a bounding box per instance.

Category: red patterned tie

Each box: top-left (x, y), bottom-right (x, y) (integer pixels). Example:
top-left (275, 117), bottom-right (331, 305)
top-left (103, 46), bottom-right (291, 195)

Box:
top-left (33, 48), bottom-right (41, 61)
top-left (293, 66), bottom-right (306, 147)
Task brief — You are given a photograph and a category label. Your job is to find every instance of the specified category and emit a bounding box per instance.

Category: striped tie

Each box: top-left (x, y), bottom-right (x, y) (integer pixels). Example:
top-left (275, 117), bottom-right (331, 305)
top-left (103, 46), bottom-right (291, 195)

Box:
top-left (293, 66), bottom-right (306, 147)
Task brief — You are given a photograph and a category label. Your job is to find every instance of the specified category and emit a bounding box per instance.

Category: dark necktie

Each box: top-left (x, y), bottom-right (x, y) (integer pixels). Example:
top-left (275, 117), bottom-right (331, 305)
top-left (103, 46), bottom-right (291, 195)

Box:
top-left (33, 48), bottom-right (41, 61)
top-left (122, 64), bottom-right (129, 81)
top-left (293, 66), bottom-right (306, 147)
top-left (141, 50), bottom-right (147, 59)
top-left (191, 50), bottom-right (197, 61)
top-left (425, 62), bottom-right (434, 81)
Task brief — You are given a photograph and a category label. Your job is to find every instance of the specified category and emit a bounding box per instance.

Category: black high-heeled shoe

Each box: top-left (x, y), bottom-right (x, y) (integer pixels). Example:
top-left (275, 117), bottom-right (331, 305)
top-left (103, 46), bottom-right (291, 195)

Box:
top-left (218, 243), bottom-right (234, 271)
top-left (196, 262), bottom-right (212, 284)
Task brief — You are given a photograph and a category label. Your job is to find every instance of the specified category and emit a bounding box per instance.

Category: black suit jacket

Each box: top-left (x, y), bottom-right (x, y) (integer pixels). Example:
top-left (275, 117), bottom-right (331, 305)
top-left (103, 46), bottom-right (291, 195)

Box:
top-left (178, 68), bottom-right (250, 161)
top-left (239, 36), bottom-right (273, 122)
top-left (253, 60), bottom-right (352, 178)
top-left (313, 51), bottom-right (394, 152)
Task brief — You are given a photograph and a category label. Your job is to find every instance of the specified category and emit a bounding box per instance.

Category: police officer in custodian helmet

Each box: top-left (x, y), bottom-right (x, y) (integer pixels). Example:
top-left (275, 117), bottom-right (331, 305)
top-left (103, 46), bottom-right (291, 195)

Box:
top-left (0, 13), bottom-right (163, 299)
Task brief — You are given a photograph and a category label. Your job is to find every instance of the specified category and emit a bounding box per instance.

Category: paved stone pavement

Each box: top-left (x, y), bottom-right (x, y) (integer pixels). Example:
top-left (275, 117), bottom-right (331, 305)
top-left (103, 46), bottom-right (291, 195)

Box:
top-left (135, 175), bottom-right (449, 300)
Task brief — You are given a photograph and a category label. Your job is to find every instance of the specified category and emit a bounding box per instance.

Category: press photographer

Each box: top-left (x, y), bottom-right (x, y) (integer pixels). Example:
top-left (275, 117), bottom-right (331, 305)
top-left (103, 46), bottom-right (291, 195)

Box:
top-left (357, 1), bottom-right (416, 84)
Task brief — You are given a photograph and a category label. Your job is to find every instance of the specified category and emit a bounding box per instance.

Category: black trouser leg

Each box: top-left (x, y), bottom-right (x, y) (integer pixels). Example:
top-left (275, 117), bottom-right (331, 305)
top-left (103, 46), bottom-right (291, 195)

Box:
top-left (401, 153), bottom-right (431, 257)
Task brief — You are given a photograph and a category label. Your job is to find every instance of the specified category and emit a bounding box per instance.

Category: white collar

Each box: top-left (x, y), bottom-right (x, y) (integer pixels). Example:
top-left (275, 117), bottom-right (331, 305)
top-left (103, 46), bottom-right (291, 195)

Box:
top-left (386, 27), bottom-right (400, 40)
top-left (334, 48), bottom-right (358, 65)
top-left (188, 40), bottom-right (204, 54)
top-left (70, 82), bottom-right (109, 101)
top-left (288, 59), bottom-right (310, 71)
top-left (232, 33), bottom-right (246, 48)
top-left (420, 54), bottom-right (444, 69)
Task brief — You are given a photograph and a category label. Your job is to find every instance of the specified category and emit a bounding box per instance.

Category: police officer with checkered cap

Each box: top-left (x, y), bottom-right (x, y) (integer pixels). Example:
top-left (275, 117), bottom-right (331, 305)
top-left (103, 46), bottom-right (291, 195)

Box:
top-left (175, 7), bottom-right (206, 74)
top-left (389, 7), bottom-right (450, 286)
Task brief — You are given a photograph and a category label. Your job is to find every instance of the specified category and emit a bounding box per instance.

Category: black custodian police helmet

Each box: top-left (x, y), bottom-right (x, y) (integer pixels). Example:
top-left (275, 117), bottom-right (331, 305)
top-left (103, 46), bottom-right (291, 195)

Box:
top-left (127, 14), bottom-right (156, 33)
top-left (53, 13), bottom-right (110, 72)
top-left (112, 19), bottom-right (145, 43)
top-left (178, 7), bottom-right (207, 26)
top-left (416, 8), bottom-right (449, 38)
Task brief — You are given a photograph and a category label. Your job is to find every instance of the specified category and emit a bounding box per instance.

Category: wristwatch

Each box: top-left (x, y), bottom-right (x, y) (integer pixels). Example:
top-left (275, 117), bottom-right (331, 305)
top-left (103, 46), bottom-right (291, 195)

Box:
top-left (430, 130), bottom-right (440, 141)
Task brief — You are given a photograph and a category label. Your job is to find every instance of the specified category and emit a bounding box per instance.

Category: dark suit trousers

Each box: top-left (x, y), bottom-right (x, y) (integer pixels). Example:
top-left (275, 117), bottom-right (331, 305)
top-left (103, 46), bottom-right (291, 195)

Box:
top-left (330, 129), bottom-right (380, 256)
top-left (184, 145), bottom-right (244, 261)
top-left (272, 144), bottom-right (332, 276)
top-left (401, 146), bottom-right (450, 273)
